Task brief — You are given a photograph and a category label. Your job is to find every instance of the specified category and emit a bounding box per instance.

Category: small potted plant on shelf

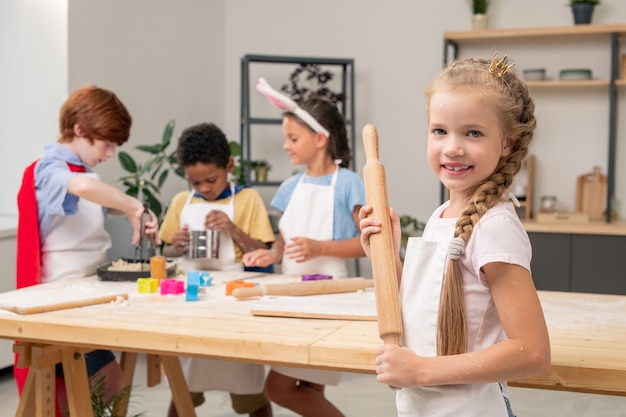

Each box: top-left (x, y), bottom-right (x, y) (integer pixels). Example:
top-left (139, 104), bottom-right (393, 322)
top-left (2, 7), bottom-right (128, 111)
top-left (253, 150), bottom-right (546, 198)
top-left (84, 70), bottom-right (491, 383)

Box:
top-left (569, 0), bottom-right (600, 25)
top-left (249, 160), bottom-right (271, 182)
top-left (468, 0), bottom-right (490, 30)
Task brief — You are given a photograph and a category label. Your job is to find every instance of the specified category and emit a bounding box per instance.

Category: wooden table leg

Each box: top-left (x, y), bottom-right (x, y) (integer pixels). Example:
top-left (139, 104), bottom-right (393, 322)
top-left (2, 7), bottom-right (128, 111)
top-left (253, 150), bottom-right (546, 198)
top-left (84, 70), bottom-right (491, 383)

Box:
top-left (61, 348), bottom-right (94, 417)
top-left (15, 367), bottom-right (42, 417)
top-left (116, 351), bottom-right (138, 417)
top-left (160, 355), bottom-right (197, 417)
top-left (15, 344), bottom-right (57, 417)
top-left (146, 354), bottom-right (162, 387)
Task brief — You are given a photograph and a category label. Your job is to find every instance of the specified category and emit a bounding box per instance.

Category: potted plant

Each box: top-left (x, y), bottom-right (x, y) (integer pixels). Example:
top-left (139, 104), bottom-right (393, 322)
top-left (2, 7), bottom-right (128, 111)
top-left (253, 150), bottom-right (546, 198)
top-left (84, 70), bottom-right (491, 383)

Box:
top-left (117, 120), bottom-right (247, 219)
top-left (249, 160), bottom-right (271, 182)
top-left (569, 0), bottom-right (600, 25)
top-left (468, 0), bottom-right (490, 30)
top-left (90, 374), bottom-right (144, 417)
top-left (117, 119), bottom-right (183, 219)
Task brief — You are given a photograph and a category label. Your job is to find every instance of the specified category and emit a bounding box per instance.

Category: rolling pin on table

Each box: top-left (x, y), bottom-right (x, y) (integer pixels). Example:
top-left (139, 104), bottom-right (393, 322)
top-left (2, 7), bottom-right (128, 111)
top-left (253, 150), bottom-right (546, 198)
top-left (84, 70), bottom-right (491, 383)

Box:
top-left (232, 277), bottom-right (374, 299)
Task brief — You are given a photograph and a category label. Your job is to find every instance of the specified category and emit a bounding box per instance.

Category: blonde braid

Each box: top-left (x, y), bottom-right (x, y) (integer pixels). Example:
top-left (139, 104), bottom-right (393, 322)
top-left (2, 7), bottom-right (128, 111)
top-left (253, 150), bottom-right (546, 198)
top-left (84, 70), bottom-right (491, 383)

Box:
top-left (433, 55), bottom-right (536, 356)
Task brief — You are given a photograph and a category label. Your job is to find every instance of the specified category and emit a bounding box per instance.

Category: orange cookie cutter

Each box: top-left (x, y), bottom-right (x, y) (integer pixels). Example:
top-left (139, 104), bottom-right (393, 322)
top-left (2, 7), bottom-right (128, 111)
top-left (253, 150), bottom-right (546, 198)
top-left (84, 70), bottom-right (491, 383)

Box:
top-left (225, 280), bottom-right (254, 296)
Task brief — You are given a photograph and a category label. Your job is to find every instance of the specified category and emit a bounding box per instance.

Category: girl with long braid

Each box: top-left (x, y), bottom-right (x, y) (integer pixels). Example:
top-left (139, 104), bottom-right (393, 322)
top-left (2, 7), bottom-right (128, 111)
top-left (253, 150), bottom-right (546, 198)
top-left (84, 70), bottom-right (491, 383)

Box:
top-left (359, 54), bottom-right (550, 417)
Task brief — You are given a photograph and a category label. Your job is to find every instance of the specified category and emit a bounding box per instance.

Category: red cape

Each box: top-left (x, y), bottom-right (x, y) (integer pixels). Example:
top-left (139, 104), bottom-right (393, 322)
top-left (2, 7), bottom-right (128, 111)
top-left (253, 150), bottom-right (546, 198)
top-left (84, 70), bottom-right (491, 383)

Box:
top-left (14, 160), bottom-right (86, 414)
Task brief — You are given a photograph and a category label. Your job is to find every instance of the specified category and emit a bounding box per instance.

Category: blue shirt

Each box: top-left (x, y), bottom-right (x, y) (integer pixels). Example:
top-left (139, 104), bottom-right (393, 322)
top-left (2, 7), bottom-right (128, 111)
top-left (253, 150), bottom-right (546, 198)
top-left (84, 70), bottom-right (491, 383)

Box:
top-left (271, 168), bottom-right (365, 240)
top-left (34, 144), bottom-right (95, 241)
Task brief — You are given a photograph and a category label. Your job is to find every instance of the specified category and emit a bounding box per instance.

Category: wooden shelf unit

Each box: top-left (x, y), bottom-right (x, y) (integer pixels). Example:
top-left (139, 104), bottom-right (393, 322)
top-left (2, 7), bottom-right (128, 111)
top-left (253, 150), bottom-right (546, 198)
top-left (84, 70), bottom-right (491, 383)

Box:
top-left (239, 54), bottom-right (355, 185)
top-left (444, 24), bottom-right (626, 42)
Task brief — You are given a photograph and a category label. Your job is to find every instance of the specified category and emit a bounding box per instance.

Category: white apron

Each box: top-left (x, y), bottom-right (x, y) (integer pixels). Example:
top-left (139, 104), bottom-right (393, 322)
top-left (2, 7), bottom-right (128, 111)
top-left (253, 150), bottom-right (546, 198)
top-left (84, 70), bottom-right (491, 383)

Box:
top-left (41, 173), bottom-right (110, 283)
top-left (273, 167), bottom-right (343, 386)
top-left (278, 167), bottom-right (347, 278)
top-left (178, 185), bottom-right (264, 394)
top-left (179, 184), bottom-right (242, 272)
top-left (397, 237), bottom-right (508, 417)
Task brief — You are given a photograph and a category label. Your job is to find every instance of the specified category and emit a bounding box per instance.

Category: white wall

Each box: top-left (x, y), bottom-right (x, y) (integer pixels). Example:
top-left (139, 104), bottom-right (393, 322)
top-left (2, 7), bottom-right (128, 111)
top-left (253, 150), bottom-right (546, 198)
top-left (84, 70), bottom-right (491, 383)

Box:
top-left (5, 0), bottom-right (626, 223)
top-left (67, 0), bottom-right (226, 203)
top-left (0, 0), bottom-right (68, 215)
top-left (221, 0), bottom-right (626, 221)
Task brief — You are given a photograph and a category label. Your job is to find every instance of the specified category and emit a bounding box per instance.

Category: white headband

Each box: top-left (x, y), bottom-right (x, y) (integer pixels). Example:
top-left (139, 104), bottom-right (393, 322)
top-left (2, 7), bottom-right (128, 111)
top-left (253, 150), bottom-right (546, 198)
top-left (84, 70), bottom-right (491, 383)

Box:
top-left (256, 77), bottom-right (330, 137)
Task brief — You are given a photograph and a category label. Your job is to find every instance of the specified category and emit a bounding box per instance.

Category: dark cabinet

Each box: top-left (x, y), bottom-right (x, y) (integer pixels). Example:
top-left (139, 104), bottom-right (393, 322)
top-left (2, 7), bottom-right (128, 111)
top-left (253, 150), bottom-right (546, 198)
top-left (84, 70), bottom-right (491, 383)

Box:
top-left (529, 232), bottom-right (626, 295)
top-left (571, 234), bottom-right (626, 295)
top-left (528, 233), bottom-right (570, 292)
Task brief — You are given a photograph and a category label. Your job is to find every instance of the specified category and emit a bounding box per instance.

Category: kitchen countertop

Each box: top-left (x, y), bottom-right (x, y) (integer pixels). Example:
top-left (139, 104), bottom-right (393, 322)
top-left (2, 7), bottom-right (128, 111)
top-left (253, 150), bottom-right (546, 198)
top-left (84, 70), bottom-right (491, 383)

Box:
top-left (522, 219), bottom-right (626, 236)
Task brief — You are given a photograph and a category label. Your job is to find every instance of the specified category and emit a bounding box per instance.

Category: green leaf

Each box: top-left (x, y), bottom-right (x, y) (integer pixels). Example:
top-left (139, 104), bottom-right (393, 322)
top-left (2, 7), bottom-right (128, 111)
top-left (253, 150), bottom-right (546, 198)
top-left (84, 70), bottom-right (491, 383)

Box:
top-left (118, 176), bottom-right (136, 185)
top-left (118, 151), bottom-right (138, 173)
top-left (136, 144), bottom-right (162, 154)
top-left (126, 186), bottom-right (139, 198)
top-left (162, 119), bottom-right (175, 150)
top-left (144, 156), bottom-right (164, 175)
top-left (143, 181), bottom-right (161, 195)
top-left (157, 170), bottom-right (169, 188)
top-left (174, 166), bottom-right (186, 178)
top-left (150, 163), bottom-right (163, 181)
top-left (229, 141), bottom-right (241, 158)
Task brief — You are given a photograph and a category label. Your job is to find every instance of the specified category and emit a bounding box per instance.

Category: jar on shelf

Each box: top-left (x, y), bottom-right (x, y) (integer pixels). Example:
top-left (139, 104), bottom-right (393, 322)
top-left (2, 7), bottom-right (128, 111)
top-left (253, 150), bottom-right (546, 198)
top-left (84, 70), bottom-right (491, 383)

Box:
top-left (540, 195), bottom-right (558, 213)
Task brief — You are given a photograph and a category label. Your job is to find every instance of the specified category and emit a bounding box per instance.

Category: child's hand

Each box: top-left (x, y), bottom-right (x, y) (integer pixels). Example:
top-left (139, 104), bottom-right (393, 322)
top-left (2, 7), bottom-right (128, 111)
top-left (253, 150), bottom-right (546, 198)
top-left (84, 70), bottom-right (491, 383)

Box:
top-left (359, 205), bottom-right (380, 258)
top-left (128, 202), bottom-right (146, 245)
top-left (171, 226), bottom-right (190, 256)
top-left (359, 206), bottom-right (402, 259)
top-left (375, 344), bottom-right (422, 388)
top-left (204, 210), bottom-right (234, 235)
top-left (284, 237), bottom-right (322, 263)
top-left (143, 209), bottom-right (162, 246)
top-left (243, 249), bottom-right (276, 268)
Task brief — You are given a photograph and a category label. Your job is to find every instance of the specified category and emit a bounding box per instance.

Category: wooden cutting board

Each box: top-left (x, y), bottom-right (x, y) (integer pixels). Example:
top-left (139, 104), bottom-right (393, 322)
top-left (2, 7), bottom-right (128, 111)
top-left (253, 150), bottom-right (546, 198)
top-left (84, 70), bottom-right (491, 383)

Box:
top-left (0, 278), bottom-right (129, 315)
top-left (576, 167), bottom-right (607, 221)
top-left (250, 289), bottom-right (377, 321)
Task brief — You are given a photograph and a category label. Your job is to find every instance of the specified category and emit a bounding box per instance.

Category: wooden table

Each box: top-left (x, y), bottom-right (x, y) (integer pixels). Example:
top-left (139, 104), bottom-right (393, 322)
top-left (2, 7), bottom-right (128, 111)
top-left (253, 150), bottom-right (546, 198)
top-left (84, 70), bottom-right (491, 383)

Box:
top-left (0, 273), bottom-right (625, 416)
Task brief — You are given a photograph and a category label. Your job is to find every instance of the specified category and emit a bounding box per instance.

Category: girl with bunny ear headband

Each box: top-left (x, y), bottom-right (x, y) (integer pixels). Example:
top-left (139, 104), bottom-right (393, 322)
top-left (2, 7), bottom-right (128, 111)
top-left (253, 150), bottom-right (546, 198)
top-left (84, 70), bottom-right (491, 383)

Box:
top-left (256, 78), bottom-right (330, 138)
top-left (245, 77), bottom-right (366, 417)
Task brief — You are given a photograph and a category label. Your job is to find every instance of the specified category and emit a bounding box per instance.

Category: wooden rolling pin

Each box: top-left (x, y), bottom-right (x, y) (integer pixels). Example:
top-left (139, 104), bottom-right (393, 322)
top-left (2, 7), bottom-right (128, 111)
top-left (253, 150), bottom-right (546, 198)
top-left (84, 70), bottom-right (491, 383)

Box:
top-left (232, 278), bottom-right (373, 299)
top-left (362, 124), bottom-right (403, 346)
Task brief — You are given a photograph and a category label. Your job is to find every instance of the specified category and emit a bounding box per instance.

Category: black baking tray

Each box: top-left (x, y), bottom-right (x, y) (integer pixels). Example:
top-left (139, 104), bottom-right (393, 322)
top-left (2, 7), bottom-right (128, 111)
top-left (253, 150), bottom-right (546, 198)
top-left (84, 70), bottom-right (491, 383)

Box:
top-left (96, 258), bottom-right (177, 281)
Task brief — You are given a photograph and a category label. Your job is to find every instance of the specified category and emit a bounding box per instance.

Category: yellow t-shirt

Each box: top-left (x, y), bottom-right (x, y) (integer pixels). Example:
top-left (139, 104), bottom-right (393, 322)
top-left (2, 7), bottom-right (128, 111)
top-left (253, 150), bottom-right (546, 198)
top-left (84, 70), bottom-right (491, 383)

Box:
top-left (159, 188), bottom-right (275, 263)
